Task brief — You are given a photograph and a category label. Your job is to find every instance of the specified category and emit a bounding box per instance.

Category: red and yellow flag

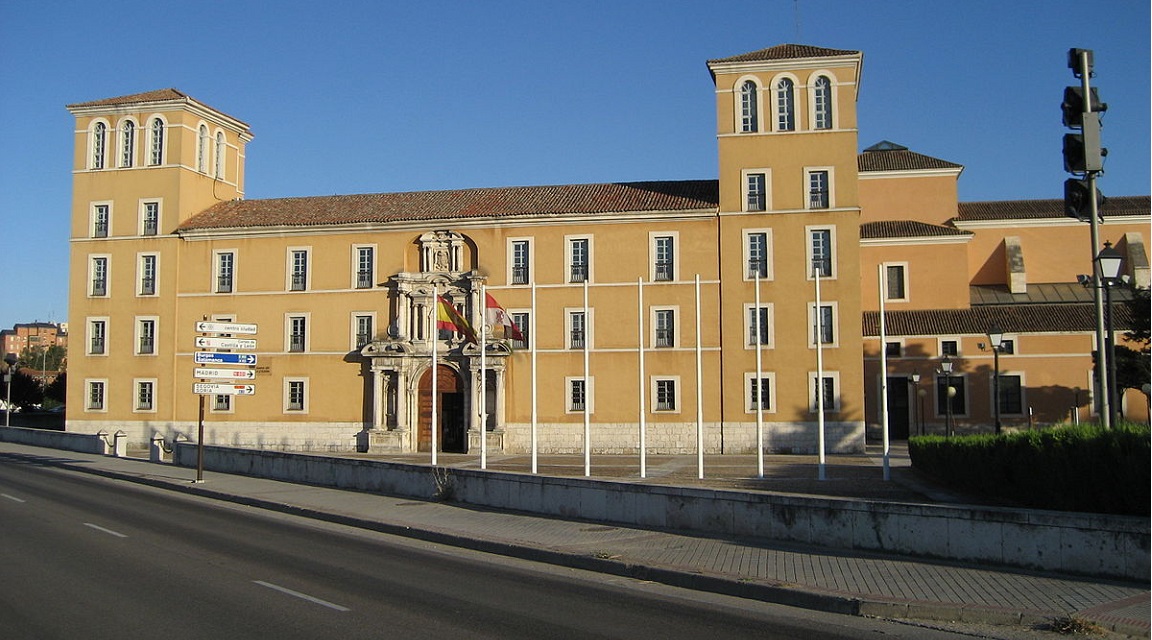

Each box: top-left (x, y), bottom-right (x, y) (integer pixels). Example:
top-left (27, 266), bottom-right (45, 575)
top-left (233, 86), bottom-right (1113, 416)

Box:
top-left (485, 293), bottom-right (525, 342)
top-left (436, 295), bottom-right (477, 343)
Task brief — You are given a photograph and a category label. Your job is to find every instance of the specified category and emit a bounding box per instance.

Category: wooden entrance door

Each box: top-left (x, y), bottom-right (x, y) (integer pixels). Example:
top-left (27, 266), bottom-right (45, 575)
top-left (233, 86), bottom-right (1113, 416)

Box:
top-left (418, 365), bottom-right (462, 452)
top-left (886, 376), bottom-right (911, 440)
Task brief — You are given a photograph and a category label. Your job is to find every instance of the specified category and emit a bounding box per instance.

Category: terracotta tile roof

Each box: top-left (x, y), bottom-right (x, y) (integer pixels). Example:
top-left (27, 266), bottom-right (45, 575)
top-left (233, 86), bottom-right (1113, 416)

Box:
top-left (861, 220), bottom-right (970, 239)
top-left (863, 302), bottom-right (1137, 337)
top-left (707, 44), bottom-right (860, 64)
top-left (957, 196), bottom-right (1150, 221)
top-left (66, 88), bottom-right (192, 109)
top-left (858, 143), bottom-right (963, 172)
top-left (178, 180), bottom-right (721, 231)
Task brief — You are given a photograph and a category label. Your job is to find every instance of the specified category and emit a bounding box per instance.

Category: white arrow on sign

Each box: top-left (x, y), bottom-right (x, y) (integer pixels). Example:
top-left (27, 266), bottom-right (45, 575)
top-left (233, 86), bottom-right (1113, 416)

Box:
top-left (194, 336), bottom-right (257, 350)
top-left (193, 383), bottom-right (256, 396)
top-left (194, 368), bottom-right (257, 380)
top-left (196, 321), bottom-right (258, 335)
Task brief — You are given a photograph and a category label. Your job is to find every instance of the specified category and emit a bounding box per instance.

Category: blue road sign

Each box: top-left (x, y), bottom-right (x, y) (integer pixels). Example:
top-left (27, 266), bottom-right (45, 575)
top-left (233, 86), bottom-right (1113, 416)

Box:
top-left (194, 352), bottom-right (258, 365)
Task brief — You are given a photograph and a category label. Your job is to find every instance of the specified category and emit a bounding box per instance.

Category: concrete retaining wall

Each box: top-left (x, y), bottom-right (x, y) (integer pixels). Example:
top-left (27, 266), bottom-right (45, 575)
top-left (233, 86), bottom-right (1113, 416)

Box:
top-left (173, 442), bottom-right (1149, 581)
top-left (0, 425), bottom-right (115, 455)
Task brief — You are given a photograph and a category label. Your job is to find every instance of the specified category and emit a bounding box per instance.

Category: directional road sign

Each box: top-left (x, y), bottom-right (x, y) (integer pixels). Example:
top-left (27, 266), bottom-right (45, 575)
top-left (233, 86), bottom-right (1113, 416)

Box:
top-left (194, 368), bottom-right (257, 380)
top-left (193, 383), bottom-right (256, 396)
top-left (196, 321), bottom-right (258, 335)
top-left (194, 352), bottom-right (258, 365)
top-left (194, 336), bottom-right (257, 350)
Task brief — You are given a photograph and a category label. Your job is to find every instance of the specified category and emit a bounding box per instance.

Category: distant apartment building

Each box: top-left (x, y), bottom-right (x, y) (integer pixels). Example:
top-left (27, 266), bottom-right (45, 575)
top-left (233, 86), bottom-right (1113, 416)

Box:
top-left (64, 44), bottom-right (1150, 454)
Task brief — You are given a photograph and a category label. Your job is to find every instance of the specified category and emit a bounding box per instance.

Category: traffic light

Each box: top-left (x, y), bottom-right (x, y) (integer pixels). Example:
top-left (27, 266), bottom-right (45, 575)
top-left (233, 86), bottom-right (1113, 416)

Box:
top-left (1064, 178), bottom-right (1104, 221)
top-left (1061, 86), bottom-right (1106, 127)
top-left (1062, 48), bottom-right (1107, 175)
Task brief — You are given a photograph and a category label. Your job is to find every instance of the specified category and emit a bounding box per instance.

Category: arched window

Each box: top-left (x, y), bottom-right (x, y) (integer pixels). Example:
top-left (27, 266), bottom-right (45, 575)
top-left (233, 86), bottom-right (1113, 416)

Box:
top-left (197, 124), bottom-right (208, 172)
top-left (120, 120), bottom-right (135, 167)
top-left (813, 76), bottom-right (832, 130)
top-left (149, 118), bottom-right (164, 166)
top-left (775, 78), bottom-right (795, 131)
top-left (215, 131), bottom-right (225, 178)
top-left (739, 80), bottom-right (759, 133)
top-left (92, 122), bottom-right (107, 169)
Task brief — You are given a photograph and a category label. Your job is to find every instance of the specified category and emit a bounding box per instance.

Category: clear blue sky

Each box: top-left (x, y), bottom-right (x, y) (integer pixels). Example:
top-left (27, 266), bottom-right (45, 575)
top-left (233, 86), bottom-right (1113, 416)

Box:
top-left (0, 0), bottom-right (1148, 333)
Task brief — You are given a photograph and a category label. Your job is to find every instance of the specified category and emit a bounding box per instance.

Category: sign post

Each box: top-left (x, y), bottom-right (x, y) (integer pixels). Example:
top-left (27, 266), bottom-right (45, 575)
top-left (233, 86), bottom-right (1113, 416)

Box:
top-left (193, 319), bottom-right (258, 483)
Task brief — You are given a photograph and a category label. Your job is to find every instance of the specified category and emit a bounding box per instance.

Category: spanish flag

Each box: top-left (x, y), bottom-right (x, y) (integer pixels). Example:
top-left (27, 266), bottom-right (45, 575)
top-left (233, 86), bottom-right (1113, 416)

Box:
top-left (436, 295), bottom-right (477, 343)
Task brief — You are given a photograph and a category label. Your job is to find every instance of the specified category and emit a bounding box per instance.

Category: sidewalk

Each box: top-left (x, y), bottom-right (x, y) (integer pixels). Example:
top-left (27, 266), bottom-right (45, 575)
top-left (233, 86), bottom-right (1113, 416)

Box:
top-left (2, 441), bottom-right (1147, 637)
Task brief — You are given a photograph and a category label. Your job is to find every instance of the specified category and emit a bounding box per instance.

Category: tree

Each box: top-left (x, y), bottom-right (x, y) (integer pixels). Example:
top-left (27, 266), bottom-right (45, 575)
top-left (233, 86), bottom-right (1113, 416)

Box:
top-left (18, 344), bottom-right (67, 373)
top-left (1116, 286), bottom-right (1151, 395)
top-left (6, 370), bottom-right (44, 410)
top-left (44, 371), bottom-right (66, 405)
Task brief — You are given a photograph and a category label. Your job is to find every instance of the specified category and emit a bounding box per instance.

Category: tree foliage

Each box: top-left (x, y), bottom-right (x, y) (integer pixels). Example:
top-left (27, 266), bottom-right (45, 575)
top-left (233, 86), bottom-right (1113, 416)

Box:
top-left (18, 344), bottom-right (67, 373)
top-left (1118, 286), bottom-right (1150, 393)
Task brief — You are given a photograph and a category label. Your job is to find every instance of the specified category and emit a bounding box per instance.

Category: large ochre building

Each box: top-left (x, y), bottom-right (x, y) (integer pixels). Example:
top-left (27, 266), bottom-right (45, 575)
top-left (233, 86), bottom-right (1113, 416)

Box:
top-left (66, 44), bottom-right (1150, 455)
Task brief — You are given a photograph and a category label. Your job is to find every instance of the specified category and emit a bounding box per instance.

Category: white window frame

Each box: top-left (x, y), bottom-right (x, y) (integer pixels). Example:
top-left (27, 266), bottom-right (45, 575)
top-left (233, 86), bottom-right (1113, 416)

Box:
top-left (884, 339), bottom-right (905, 358)
top-left (565, 235), bottom-right (593, 283)
top-left (938, 337), bottom-right (962, 358)
top-left (351, 312), bottom-right (376, 350)
top-left (287, 247), bottom-right (311, 291)
top-left (805, 167), bottom-right (834, 210)
top-left (197, 123), bottom-right (209, 173)
top-left (650, 232), bottom-right (678, 282)
top-left (147, 115), bottom-right (166, 166)
top-left (566, 308), bottom-right (593, 350)
top-left (808, 371), bottom-right (842, 413)
top-left (118, 117), bottom-right (137, 168)
top-left (996, 371), bottom-right (1026, 417)
top-left (133, 378), bottom-right (157, 413)
top-left (91, 201), bottom-right (112, 238)
top-left (935, 372), bottom-right (969, 418)
top-left (772, 74), bottom-right (799, 132)
top-left (85, 379), bottom-right (108, 412)
top-left (214, 249), bottom-right (237, 293)
top-left (744, 372), bottom-right (778, 414)
top-left (89, 119), bottom-right (110, 170)
top-left (742, 169), bottom-right (771, 213)
top-left (744, 303), bottom-right (774, 349)
top-left (651, 376), bottom-right (681, 413)
top-left (807, 72), bottom-right (836, 131)
top-left (284, 378), bottom-right (309, 413)
top-left (139, 199), bottom-right (161, 236)
top-left (214, 129), bottom-right (226, 179)
top-left (651, 306), bottom-right (678, 349)
top-left (743, 228), bottom-right (773, 281)
top-left (89, 255), bottom-right (110, 297)
top-left (285, 313), bottom-right (310, 353)
top-left (807, 301), bottom-right (839, 348)
top-left (135, 316), bottom-right (159, 356)
top-left (352, 244), bottom-right (376, 289)
top-left (510, 310), bottom-right (530, 349)
top-left (87, 317), bottom-right (109, 356)
top-left (805, 226), bottom-right (837, 280)
top-left (137, 253), bottom-right (159, 297)
top-left (735, 76), bottom-right (762, 133)
top-left (565, 376), bottom-right (594, 414)
top-left (508, 237), bottom-right (533, 286)
top-left (211, 393), bottom-right (233, 414)
top-left (882, 262), bottom-right (909, 302)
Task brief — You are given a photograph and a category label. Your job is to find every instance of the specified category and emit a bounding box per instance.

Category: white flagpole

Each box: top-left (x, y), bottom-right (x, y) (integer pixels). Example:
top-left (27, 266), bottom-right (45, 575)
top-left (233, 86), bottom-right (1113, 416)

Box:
top-left (531, 281), bottom-right (538, 475)
top-left (878, 264), bottom-right (891, 481)
top-left (583, 278), bottom-right (591, 477)
top-left (480, 284), bottom-right (488, 470)
top-left (695, 274), bottom-right (704, 480)
top-left (431, 287), bottom-right (438, 468)
top-left (638, 277), bottom-right (646, 479)
top-left (814, 263), bottom-right (826, 481)
top-left (755, 272), bottom-right (764, 479)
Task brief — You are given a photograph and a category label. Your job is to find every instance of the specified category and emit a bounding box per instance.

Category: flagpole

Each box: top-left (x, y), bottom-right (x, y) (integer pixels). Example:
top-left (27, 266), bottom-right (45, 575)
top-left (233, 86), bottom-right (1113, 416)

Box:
top-left (531, 282), bottom-right (538, 475)
top-left (583, 278), bottom-right (591, 478)
top-left (431, 286), bottom-right (438, 468)
top-left (814, 263), bottom-right (826, 481)
top-left (695, 274), bottom-right (704, 480)
top-left (638, 277), bottom-right (646, 479)
top-left (878, 264), bottom-right (891, 481)
top-left (755, 272), bottom-right (764, 479)
top-left (480, 284), bottom-right (488, 471)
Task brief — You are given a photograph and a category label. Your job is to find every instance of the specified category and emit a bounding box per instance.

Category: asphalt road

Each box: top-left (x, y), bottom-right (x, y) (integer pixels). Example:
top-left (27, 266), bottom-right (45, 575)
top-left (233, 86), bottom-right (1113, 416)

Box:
top-left (0, 456), bottom-right (981, 639)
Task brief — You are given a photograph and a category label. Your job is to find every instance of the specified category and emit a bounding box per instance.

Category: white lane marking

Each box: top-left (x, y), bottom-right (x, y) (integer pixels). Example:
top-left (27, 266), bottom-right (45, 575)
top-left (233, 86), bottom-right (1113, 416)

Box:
top-left (253, 580), bottom-right (350, 612)
top-left (1, 493), bottom-right (26, 503)
top-left (83, 522), bottom-right (128, 538)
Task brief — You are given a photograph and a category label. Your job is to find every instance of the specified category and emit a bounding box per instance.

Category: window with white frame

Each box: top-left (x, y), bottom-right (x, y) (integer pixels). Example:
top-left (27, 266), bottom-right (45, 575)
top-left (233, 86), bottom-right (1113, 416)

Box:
top-left (213, 394), bottom-right (232, 412)
top-left (142, 201), bottom-right (159, 236)
top-left (511, 312), bottom-right (530, 349)
top-left (285, 379), bottom-right (307, 412)
top-left (809, 303), bottom-right (836, 346)
top-left (746, 304), bottom-right (773, 347)
top-left (354, 245), bottom-right (374, 289)
top-left (775, 77), bottom-right (795, 131)
top-left (653, 308), bottom-right (676, 348)
top-left (87, 380), bottom-right (106, 411)
top-left (809, 373), bottom-right (840, 413)
top-left (884, 341), bottom-right (902, 357)
top-left (884, 263), bottom-right (908, 301)
top-left (287, 315), bottom-right (307, 352)
top-left (138, 254), bottom-right (157, 296)
top-left (653, 377), bottom-right (679, 412)
top-left (92, 204), bottom-right (110, 238)
top-left (197, 124), bottom-right (208, 172)
top-left (999, 374), bottom-right (1024, 415)
top-left (88, 319), bottom-right (107, 355)
top-left (568, 311), bottom-right (586, 350)
top-left (148, 117), bottom-right (164, 166)
top-left (808, 228), bottom-right (834, 278)
top-left (745, 172), bottom-right (767, 212)
top-left (807, 169), bottom-right (830, 209)
top-left (936, 373), bottom-right (967, 416)
top-left (92, 122), bottom-right (107, 169)
top-left (353, 314), bottom-right (373, 349)
top-left (939, 339), bottom-right (960, 357)
top-left (739, 79), bottom-right (759, 133)
top-left (568, 237), bottom-right (590, 283)
top-left (812, 75), bottom-right (833, 130)
top-left (135, 380), bottom-right (155, 411)
top-left (90, 256), bottom-right (109, 296)
top-left (745, 230), bottom-right (771, 279)
top-left (215, 251), bottom-right (235, 293)
top-left (288, 249), bottom-right (308, 291)
top-left (215, 131), bottom-right (225, 178)
top-left (136, 318), bottom-right (157, 355)
top-left (653, 234), bottom-right (675, 282)
top-left (120, 120), bottom-right (135, 168)
top-left (510, 239), bottom-right (531, 285)
top-left (745, 373), bottom-right (776, 412)
top-left (567, 377), bottom-right (592, 413)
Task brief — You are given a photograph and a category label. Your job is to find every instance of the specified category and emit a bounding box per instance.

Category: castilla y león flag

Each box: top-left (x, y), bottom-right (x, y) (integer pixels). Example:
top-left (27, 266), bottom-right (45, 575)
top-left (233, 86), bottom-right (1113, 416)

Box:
top-left (485, 293), bottom-right (524, 342)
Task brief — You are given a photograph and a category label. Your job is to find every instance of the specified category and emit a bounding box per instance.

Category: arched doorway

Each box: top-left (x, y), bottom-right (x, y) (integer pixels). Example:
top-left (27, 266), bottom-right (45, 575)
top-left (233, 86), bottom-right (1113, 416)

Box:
top-left (418, 364), bottom-right (466, 453)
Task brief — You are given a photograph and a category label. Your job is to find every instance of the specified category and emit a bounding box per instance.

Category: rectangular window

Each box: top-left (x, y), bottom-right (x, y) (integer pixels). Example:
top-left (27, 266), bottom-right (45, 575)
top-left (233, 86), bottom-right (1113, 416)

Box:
top-left (569, 311), bottom-right (585, 350)
top-left (288, 316), bottom-right (307, 352)
top-left (884, 341), bottom-right (902, 357)
top-left (355, 246), bottom-right (374, 289)
top-left (940, 340), bottom-right (959, 357)
top-left (354, 315), bottom-right (373, 349)
top-left (216, 251), bottom-right (234, 293)
top-left (569, 378), bottom-right (587, 412)
top-left (747, 231), bottom-right (769, 278)
top-left (747, 306), bottom-right (771, 346)
top-left (138, 319), bottom-right (156, 355)
top-left (808, 170), bottom-right (830, 209)
top-left (142, 202), bottom-right (159, 236)
top-left (999, 339), bottom-right (1016, 355)
top-left (91, 257), bottom-right (108, 296)
top-left (139, 254), bottom-right (157, 296)
top-left (289, 249), bottom-right (308, 291)
top-left (511, 312), bottom-right (529, 349)
top-left (809, 374), bottom-right (840, 413)
top-left (1000, 374), bottom-right (1023, 414)
top-left (511, 240), bottom-right (530, 285)
top-left (286, 380), bottom-right (306, 412)
top-left (213, 394), bottom-right (232, 412)
top-left (92, 204), bottom-right (109, 238)
top-left (936, 375), bottom-right (967, 416)
top-left (653, 235), bottom-right (674, 282)
top-left (885, 264), bottom-right (907, 300)
top-left (654, 379), bottom-right (677, 411)
top-left (812, 304), bottom-right (835, 345)
top-left (654, 309), bottom-right (675, 348)
top-left (748, 375), bottom-right (773, 412)
top-left (87, 381), bottom-right (105, 411)
top-left (89, 320), bottom-right (106, 355)
top-left (746, 173), bottom-right (766, 211)
top-left (568, 238), bottom-right (589, 283)
top-left (810, 229), bottom-right (833, 277)
top-left (135, 381), bottom-right (154, 411)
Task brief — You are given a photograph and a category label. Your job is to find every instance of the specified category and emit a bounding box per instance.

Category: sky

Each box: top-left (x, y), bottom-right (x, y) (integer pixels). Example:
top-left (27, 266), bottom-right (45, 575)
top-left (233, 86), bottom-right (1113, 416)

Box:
top-left (0, 0), bottom-right (1148, 333)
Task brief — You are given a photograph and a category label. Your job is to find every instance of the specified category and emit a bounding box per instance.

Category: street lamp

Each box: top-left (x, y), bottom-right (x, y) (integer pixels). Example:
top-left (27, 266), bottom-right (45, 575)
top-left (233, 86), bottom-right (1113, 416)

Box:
top-left (937, 356), bottom-right (955, 436)
top-left (1095, 242), bottom-right (1123, 429)
top-left (3, 352), bottom-right (17, 427)
top-left (909, 372), bottom-right (924, 436)
top-left (986, 325), bottom-right (1005, 435)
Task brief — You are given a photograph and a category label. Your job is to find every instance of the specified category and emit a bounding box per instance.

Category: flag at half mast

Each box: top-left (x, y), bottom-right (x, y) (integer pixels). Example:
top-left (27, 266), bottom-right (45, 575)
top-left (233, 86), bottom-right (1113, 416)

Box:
top-left (485, 293), bottom-right (524, 342)
top-left (436, 295), bottom-right (477, 344)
